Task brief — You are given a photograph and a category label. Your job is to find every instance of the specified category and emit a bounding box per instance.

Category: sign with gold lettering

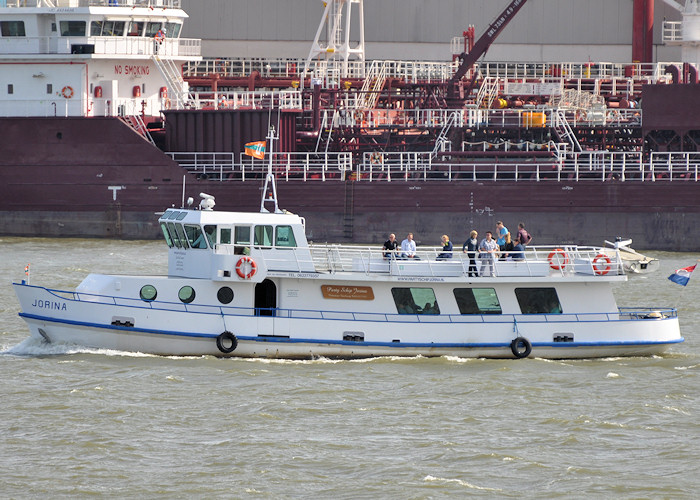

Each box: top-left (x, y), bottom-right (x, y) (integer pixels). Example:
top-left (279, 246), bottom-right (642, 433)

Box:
top-left (321, 285), bottom-right (374, 300)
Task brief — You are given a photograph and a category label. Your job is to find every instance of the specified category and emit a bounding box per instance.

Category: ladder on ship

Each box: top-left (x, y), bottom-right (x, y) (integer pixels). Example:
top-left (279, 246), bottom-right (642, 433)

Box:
top-left (551, 109), bottom-right (582, 153)
top-left (152, 55), bottom-right (191, 108)
top-left (475, 76), bottom-right (500, 109)
top-left (315, 109), bottom-right (339, 153)
top-left (357, 60), bottom-right (388, 110)
top-left (432, 111), bottom-right (460, 158)
top-left (119, 115), bottom-right (156, 146)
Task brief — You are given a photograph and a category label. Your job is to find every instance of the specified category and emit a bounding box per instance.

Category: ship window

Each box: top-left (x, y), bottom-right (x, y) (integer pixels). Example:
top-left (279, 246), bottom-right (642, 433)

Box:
top-left (139, 285), bottom-right (157, 302)
top-left (174, 223), bottom-right (190, 249)
top-left (515, 288), bottom-right (562, 314)
top-left (235, 226), bottom-right (251, 255)
top-left (176, 212), bottom-right (187, 220)
top-left (217, 286), bottom-right (234, 304)
top-left (164, 22), bottom-right (181, 38)
top-left (7, 84), bottom-right (13, 95)
top-left (178, 286), bottom-right (196, 304)
top-left (90, 21), bottom-right (103, 36)
top-left (1, 21), bottom-right (26, 37)
top-left (453, 288), bottom-right (502, 315)
top-left (391, 288), bottom-right (440, 315)
top-left (204, 225), bottom-right (217, 247)
top-left (127, 21), bottom-right (144, 36)
top-left (254, 225), bottom-right (274, 248)
top-left (102, 21), bottom-right (124, 37)
top-left (46, 84), bottom-right (52, 94)
top-left (145, 22), bottom-right (162, 38)
top-left (60, 21), bottom-right (86, 37)
top-left (160, 223), bottom-right (174, 248)
top-left (220, 228), bottom-right (231, 245)
top-left (275, 225), bottom-right (297, 248)
top-left (166, 222), bottom-right (182, 248)
top-left (185, 224), bottom-right (208, 249)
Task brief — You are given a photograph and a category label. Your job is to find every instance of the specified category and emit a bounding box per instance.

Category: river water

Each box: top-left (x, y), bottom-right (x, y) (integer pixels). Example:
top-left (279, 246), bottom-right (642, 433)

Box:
top-left (1, 238), bottom-right (699, 498)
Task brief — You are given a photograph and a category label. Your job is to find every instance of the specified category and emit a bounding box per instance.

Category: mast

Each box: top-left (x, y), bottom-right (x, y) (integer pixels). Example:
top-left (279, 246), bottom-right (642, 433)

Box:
top-left (260, 127), bottom-right (282, 214)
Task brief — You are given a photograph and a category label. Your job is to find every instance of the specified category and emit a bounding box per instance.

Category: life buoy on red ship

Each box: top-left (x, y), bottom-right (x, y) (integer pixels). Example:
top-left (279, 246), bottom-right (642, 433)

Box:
top-left (216, 331), bottom-right (238, 353)
top-left (548, 248), bottom-right (569, 270)
top-left (94, 86), bottom-right (102, 98)
top-left (61, 86), bottom-right (74, 99)
top-left (592, 253), bottom-right (611, 275)
top-left (235, 256), bottom-right (257, 279)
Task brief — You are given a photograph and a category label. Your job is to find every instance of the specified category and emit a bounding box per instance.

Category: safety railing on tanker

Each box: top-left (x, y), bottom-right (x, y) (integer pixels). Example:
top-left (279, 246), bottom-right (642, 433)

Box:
top-left (188, 90), bottom-right (304, 110)
top-left (3, 0), bottom-right (182, 7)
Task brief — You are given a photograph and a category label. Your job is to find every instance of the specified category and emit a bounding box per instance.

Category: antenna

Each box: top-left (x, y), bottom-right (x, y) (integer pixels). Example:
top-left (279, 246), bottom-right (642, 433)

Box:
top-left (181, 174), bottom-right (186, 208)
top-left (260, 126), bottom-right (282, 214)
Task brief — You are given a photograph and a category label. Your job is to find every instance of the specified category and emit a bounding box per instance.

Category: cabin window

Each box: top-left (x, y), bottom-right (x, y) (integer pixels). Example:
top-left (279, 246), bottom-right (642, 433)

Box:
top-left (204, 225), bottom-right (217, 247)
top-left (174, 223), bottom-right (190, 249)
top-left (0, 21), bottom-right (26, 37)
top-left (185, 224), bottom-right (208, 249)
top-left (7, 84), bottom-right (13, 94)
top-left (46, 84), bottom-right (52, 94)
top-left (178, 286), bottom-right (196, 304)
top-left (145, 22), bottom-right (162, 38)
top-left (164, 22), bottom-right (181, 38)
top-left (60, 21), bottom-right (86, 37)
top-left (90, 21), bottom-right (103, 36)
top-left (220, 227), bottom-right (231, 245)
top-left (453, 288), bottom-right (502, 315)
top-left (217, 286), bottom-right (234, 304)
top-left (254, 225), bottom-right (274, 248)
top-left (235, 226), bottom-right (251, 255)
top-left (391, 288), bottom-right (440, 315)
top-left (127, 21), bottom-right (144, 36)
top-left (139, 285), bottom-right (157, 302)
top-left (166, 222), bottom-right (182, 248)
top-left (515, 288), bottom-right (562, 314)
top-left (102, 21), bottom-right (125, 37)
top-left (160, 223), bottom-right (174, 248)
top-left (275, 225), bottom-right (297, 248)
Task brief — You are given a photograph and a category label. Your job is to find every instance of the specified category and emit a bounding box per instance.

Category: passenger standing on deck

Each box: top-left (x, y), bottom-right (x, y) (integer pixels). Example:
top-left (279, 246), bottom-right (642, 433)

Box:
top-left (496, 221), bottom-right (509, 252)
top-left (462, 230), bottom-right (479, 277)
top-left (401, 233), bottom-right (418, 259)
top-left (382, 233), bottom-right (399, 259)
top-left (437, 234), bottom-right (453, 259)
top-left (500, 232), bottom-right (514, 260)
top-left (479, 231), bottom-right (499, 276)
top-left (511, 237), bottom-right (525, 261)
top-left (517, 222), bottom-right (533, 247)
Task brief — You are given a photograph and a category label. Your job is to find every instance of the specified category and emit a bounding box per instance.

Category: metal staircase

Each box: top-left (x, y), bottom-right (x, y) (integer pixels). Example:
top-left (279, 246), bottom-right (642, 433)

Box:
top-left (432, 111), bottom-right (460, 158)
top-left (475, 76), bottom-right (500, 109)
top-left (119, 115), bottom-right (156, 146)
top-left (357, 60), bottom-right (388, 110)
top-left (152, 55), bottom-right (191, 108)
top-left (551, 109), bottom-right (582, 153)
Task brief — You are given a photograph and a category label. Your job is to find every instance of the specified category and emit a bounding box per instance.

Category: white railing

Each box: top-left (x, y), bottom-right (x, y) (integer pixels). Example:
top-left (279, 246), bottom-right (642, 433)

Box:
top-left (663, 21), bottom-right (683, 43)
top-left (189, 90), bottom-right (303, 110)
top-left (0, 36), bottom-right (200, 57)
top-left (2, 1), bottom-right (182, 8)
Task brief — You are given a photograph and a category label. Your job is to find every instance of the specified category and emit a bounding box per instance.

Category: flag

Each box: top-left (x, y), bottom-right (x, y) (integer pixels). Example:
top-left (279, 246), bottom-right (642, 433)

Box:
top-left (244, 140), bottom-right (266, 160)
top-left (668, 264), bottom-right (696, 286)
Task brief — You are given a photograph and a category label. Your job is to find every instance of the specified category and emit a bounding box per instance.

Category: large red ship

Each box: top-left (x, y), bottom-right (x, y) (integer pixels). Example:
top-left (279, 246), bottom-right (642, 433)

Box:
top-left (0, 0), bottom-right (698, 249)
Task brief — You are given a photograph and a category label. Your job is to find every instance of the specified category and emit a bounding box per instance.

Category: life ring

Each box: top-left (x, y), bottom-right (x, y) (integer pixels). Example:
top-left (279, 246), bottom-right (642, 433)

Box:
top-left (370, 152), bottom-right (382, 165)
top-left (235, 256), bottom-right (257, 279)
top-left (548, 248), bottom-right (569, 270)
top-left (61, 86), bottom-right (74, 99)
top-left (510, 337), bottom-right (532, 358)
top-left (216, 331), bottom-right (238, 353)
top-left (592, 253), bottom-right (611, 275)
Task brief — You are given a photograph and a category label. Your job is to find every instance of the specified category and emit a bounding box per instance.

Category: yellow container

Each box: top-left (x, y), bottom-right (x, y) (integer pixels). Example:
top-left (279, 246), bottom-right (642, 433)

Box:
top-left (522, 111), bottom-right (546, 128)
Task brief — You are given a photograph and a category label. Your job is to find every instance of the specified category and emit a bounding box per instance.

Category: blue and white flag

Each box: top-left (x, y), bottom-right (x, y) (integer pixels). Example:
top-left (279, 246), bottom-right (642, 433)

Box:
top-left (668, 264), bottom-right (696, 286)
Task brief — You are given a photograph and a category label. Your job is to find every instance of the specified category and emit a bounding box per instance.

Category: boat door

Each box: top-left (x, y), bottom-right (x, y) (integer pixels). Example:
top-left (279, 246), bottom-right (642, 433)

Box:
top-left (255, 279), bottom-right (277, 335)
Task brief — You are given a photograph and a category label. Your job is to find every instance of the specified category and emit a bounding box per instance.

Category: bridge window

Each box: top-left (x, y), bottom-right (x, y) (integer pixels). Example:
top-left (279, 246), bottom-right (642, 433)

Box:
top-left (173, 223), bottom-right (190, 249)
top-left (90, 21), bottom-right (103, 36)
top-left (164, 22), bottom-right (181, 38)
top-left (275, 225), bottom-right (297, 247)
top-left (160, 223), bottom-right (174, 248)
top-left (102, 20), bottom-right (125, 37)
top-left (515, 288), bottom-right (562, 314)
top-left (204, 225), bottom-right (217, 247)
top-left (254, 225), bottom-right (273, 248)
top-left (166, 222), bottom-right (182, 248)
top-left (235, 226), bottom-right (251, 255)
top-left (60, 21), bottom-right (86, 37)
top-left (391, 287), bottom-right (439, 315)
top-left (185, 224), bottom-right (208, 249)
top-left (220, 227), bottom-right (231, 244)
top-left (127, 21), bottom-right (144, 36)
top-left (1, 21), bottom-right (26, 37)
top-left (453, 288), bottom-right (502, 314)
top-left (145, 22), bottom-right (162, 38)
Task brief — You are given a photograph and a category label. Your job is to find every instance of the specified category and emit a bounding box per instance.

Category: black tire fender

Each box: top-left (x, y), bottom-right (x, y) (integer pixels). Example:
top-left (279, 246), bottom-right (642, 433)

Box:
top-left (216, 331), bottom-right (238, 354)
top-left (510, 337), bottom-right (532, 358)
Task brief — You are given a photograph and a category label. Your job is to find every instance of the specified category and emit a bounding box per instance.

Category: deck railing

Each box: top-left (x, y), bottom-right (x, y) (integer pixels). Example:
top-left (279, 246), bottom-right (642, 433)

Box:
top-left (3, 1), bottom-right (182, 8)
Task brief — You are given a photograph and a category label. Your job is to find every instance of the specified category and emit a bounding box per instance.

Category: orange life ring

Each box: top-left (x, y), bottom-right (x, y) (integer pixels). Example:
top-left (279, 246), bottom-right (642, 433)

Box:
top-left (235, 256), bottom-right (257, 279)
top-left (592, 253), bottom-right (611, 275)
top-left (61, 86), bottom-right (74, 99)
top-left (548, 248), bottom-right (569, 270)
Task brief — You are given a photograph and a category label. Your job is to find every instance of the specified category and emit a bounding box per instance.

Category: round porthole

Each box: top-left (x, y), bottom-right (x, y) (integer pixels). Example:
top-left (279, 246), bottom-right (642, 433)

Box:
top-left (139, 284), bottom-right (157, 302)
top-left (217, 286), bottom-right (234, 304)
top-left (178, 286), bottom-right (196, 304)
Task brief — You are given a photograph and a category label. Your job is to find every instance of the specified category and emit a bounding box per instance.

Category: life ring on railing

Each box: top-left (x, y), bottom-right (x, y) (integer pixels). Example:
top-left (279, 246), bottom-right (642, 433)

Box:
top-left (510, 337), bottom-right (532, 358)
top-left (548, 248), bottom-right (569, 270)
top-left (370, 152), bottom-right (382, 165)
top-left (61, 86), bottom-right (74, 99)
top-left (592, 253), bottom-right (612, 275)
top-left (216, 331), bottom-right (238, 353)
top-left (235, 256), bottom-right (257, 279)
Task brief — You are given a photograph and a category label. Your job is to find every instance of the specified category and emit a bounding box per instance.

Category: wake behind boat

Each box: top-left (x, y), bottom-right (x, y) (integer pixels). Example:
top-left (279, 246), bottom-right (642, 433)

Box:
top-left (12, 132), bottom-right (683, 359)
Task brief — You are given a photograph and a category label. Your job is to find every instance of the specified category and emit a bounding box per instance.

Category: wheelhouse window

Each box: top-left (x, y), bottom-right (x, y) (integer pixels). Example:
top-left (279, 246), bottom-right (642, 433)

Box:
top-left (164, 22), bottom-right (181, 38)
top-left (254, 225), bottom-right (274, 247)
top-left (90, 21), bottom-right (103, 36)
top-left (515, 288), bottom-right (562, 314)
top-left (173, 223), bottom-right (190, 249)
top-left (275, 225), bottom-right (297, 247)
top-left (102, 20), bottom-right (125, 36)
top-left (391, 287), bottom-right (440, 315)
top-left (160, 223), bottom-right (174, 248)
top-left (185, 224), bottom-right (209, 249)
top-left (204, 225), bottom-right (217, 247)
top-left (145, 22), bottom-right (162, 38)
top-left (454, 288), bottom-right (502, 314)
top-left (60, 21), bottom-right (86, 37)
top-left (127, 21), bottom-right (144, 36)
top-left (235, 226), bottom-right (251, 255)
top-left (0, 21), bottom-right (26, 37)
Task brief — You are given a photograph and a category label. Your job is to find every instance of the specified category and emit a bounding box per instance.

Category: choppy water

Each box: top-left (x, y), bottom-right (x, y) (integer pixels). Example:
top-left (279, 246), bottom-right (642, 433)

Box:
top-left (1, 238), bottom-right (700, 498)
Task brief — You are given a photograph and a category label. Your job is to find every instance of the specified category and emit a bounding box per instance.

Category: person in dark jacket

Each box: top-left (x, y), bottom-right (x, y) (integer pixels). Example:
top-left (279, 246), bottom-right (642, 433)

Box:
top-left (462, 230), bottom-right (478, 277)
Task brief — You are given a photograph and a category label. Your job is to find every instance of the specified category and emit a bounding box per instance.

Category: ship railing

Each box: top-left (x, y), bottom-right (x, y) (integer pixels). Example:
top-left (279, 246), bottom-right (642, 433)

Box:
top-left (662, 21), bottom-right (683, 43)
top-left (166, 151), bottom-right (353, 182)
top-left (189, 90), bottom-right (303, 110)
top-left (307, 244), bottom-right (624, 277)
top-left (0, 35), bottom-right (200, 57)
top-left (2, 1), bottom-right (182, 7)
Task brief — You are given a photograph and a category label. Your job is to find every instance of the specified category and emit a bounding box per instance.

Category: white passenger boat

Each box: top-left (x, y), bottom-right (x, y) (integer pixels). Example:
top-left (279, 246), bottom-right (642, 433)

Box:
top-left (13, 131), bottom-right (682, 359)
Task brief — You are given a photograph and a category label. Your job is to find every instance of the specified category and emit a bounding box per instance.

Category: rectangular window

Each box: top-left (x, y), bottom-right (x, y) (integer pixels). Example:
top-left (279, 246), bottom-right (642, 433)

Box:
top-left (204, 225), bottom-right (217, 247)
top-left (254, 225), bottom-right (274, 247)
top-left (275, 225), bottom-right (297, 247)
top-left (59, 21), bottom-right (86, 37)
top-left (174, 224), bottom-right (190, 249)
top-left (160, 223), bottom-right (174, 248)
top-left (46, 84), bottom-right (52, 94)
top-left (220, 228), bottom-right (231, 245)
top-left (234, 226), bottom-right (251, 255)
top-left (391, 287), bottom-right (439, 315)
top-left (515, 288), bottom-right (562, 314)
top-left (145, 22), bottom-right (162, 38)
top-left (127, 21), bottom-right (144, 36)
top-left (0, 21), bottom-right (26, 37)
top-left (166, 222), bottom-right (182, 248)
top-left (7, 84), bottom-right (13, 95)
top-left (185, 224), bottom-right (208, 249)
top-left (164, 22), bottom-right (181, 38)
top-left (454, 288), bottom-right (502, 315)
top-left (90, 21), bottom-right (103, 36)
top-left (102, 21), bottom-right (125, 37)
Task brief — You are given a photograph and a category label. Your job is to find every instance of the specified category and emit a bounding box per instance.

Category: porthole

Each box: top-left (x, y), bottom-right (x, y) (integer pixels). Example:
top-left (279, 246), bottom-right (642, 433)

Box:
top-left (178, 285), bottom-right (196, 304)
top-left (217, 286), bottom-right (234, 304)
top-left (139, 284), bottom-right (157, 302)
